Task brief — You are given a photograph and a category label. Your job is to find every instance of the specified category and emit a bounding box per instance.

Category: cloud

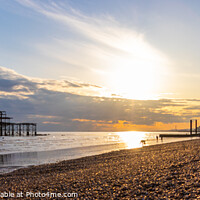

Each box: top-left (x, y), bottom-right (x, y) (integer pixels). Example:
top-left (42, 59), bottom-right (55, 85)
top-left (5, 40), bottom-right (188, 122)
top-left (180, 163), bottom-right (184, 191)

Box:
top-left (0, 66), bottom-right (107, 99)
top-left (0, 66), bottom-right (199, 131)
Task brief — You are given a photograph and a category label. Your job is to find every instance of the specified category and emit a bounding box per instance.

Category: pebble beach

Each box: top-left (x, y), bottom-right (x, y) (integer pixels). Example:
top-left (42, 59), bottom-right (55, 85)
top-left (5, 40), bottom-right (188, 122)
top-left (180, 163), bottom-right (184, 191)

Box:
top-left (0, 139), bottom-right (200, 199)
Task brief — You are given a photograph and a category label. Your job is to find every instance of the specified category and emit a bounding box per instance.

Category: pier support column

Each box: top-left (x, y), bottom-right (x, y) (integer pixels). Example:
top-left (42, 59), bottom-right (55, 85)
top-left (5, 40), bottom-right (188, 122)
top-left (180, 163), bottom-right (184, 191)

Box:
top-left (35, 124), bottom-right (37, 136)
top-left (8, 122), bottom-right (10, 136)
top-left (12, 124), bottom-right (14, 136)
top-left (4, 119), bottom-right (7, 136)
top-left (27, 124), bottom-right (30, 136)
top-left (19, 124), bottom-right (22, 136)
top-left (0, 112), bottom-right (2, 136)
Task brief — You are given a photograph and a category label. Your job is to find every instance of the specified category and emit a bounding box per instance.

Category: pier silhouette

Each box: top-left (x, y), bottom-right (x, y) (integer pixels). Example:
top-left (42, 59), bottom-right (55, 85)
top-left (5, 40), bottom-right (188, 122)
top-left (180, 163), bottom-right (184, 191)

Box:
top-left (0, 111), bottom-right (36, 136)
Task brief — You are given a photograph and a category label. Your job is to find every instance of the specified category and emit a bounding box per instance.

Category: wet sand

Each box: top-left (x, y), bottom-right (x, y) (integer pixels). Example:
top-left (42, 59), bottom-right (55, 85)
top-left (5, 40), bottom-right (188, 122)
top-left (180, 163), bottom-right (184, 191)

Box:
top-left (0, 139), bottom-right (200, 199)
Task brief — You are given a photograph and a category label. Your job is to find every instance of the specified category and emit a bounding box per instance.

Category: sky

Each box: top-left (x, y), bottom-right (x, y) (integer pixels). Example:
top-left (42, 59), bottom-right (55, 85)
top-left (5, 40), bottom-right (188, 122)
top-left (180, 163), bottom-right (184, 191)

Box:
top-left (1, 0), bottom-right (200, 131)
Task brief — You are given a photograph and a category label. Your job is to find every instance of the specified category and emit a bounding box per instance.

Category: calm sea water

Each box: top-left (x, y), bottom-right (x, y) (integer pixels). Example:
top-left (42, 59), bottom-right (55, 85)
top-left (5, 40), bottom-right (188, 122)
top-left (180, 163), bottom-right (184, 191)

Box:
top-left (0, 131), bottom-right (198, 173)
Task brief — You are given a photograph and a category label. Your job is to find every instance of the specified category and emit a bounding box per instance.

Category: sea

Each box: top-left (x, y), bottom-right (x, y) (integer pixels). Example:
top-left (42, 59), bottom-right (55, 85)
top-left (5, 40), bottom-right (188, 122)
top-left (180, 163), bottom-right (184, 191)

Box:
top-left (0, 131), bottom-right (199, 174)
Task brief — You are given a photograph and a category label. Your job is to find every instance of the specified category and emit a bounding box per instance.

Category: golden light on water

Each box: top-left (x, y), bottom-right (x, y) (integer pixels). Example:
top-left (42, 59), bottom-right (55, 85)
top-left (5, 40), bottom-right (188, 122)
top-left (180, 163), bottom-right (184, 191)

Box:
top-left (117, 131), bottom-right (146, 149)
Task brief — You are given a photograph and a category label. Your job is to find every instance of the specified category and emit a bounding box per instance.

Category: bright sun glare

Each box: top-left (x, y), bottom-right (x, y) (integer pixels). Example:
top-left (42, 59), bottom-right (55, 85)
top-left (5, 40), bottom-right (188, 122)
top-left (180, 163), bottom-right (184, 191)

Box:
top-left (117, 131), bottom-right (145, 149)
top-left (108, 35), bottom-right (168, 100)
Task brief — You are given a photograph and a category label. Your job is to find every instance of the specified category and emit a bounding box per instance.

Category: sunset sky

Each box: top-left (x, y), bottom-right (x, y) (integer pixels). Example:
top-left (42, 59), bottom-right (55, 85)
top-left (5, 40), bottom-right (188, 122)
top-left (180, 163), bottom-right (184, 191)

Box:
top-left (1, 0), bottom-right (200, 131)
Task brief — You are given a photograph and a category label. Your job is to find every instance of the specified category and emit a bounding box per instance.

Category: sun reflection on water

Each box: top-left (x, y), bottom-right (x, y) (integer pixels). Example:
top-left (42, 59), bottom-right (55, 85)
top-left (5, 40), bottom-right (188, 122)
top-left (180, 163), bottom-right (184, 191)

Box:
top-left (117, 131), bottom-right (146, 149)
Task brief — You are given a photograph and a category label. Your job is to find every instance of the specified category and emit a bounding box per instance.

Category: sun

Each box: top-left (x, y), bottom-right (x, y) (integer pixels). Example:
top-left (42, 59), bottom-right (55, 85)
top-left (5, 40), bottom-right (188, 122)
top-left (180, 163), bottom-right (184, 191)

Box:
top-left (107, 35), bottom-right (169, 100)
top-left (111, 59), bottom-right (157, 99)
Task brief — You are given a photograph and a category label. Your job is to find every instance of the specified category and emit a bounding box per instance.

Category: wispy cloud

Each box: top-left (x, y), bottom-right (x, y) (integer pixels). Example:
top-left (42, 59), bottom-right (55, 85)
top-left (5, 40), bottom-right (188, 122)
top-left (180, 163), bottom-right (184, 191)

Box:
top-left (15, 0), bottom-right (170, 99)
top-left (26, 0), bottom-right (167, 61)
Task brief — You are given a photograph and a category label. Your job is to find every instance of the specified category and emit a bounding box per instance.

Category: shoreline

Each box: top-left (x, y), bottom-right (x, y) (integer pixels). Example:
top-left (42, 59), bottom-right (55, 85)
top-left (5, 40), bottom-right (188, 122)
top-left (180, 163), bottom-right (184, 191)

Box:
top-left (1, 139), bottom-right (200, 199)
top-left (0, 135), bottom-right (198, 175)
top-left (1, 131), bottom-right (199, 176)
top-left (0, 142), bottom-right (128, 174)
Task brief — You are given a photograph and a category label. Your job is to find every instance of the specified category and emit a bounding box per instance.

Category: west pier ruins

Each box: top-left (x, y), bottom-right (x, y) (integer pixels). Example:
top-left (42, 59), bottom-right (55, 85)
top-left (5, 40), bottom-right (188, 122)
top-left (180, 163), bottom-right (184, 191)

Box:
top-left (0, 111), bottom-right (37, 136)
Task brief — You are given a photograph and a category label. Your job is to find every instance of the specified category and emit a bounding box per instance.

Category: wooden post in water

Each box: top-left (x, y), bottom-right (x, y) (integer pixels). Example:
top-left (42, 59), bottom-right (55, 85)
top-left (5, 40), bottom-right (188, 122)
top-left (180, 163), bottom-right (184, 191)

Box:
top-left (190, 120), bottom-right (193, 135)
top-left (195, 119), bottom-right (198, 134)
top-left (0, 112), bottom-right (2, 136)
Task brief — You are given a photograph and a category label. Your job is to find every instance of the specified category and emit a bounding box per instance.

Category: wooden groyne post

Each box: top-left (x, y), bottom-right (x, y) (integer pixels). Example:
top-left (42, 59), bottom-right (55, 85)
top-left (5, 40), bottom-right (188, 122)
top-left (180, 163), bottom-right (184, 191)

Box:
top-left (190, 119), bottom-right (192, 135)
top-left (190, 119), bottom-right (198, 135)
top-left (195, 119), bottom-right (198, 134)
